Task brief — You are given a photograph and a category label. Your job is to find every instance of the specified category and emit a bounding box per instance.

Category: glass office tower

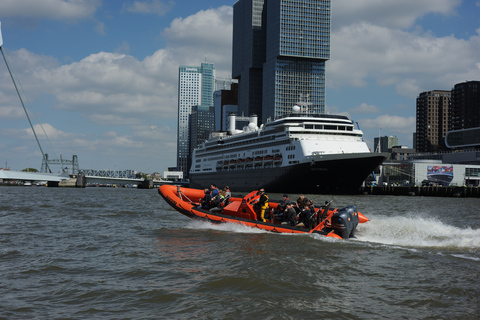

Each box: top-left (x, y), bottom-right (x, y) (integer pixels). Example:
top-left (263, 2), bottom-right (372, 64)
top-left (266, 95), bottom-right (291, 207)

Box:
top-left (177, 63), bottom-right (215, 177)
top-left (233, 0), bottom-right (331, 122)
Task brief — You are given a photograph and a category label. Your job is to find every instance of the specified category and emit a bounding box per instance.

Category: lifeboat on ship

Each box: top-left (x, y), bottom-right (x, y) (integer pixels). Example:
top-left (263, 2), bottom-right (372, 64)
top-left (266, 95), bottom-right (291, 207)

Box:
top-left (158, 185), bottom-right (368, 239)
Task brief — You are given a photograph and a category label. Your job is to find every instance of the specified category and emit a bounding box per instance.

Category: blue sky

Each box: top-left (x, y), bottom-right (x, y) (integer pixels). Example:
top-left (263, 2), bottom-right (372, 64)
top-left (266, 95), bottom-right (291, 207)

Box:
top-left (0, 0), bottom-right (479, 173)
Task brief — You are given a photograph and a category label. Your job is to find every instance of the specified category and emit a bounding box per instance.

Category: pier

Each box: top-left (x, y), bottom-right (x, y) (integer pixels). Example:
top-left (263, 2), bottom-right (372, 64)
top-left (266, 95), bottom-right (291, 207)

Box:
top-left (360, 186), bottom-right (480, 198)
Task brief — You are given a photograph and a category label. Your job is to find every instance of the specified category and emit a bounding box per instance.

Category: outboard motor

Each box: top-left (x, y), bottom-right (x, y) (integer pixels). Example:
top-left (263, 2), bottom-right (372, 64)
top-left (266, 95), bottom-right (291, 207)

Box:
top-left (330, 206), bottom-right (359, 239)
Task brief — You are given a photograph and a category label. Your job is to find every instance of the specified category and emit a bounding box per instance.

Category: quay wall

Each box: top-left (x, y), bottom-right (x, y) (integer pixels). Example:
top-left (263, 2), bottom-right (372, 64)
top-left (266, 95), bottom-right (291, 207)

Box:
top-left (359, 186), bottom-right (480, 198)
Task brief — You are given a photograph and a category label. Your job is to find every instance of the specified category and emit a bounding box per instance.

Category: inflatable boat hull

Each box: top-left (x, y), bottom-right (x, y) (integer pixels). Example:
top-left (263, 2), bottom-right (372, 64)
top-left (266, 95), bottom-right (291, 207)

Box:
top-left (158, 185), bottom-right (368, 239)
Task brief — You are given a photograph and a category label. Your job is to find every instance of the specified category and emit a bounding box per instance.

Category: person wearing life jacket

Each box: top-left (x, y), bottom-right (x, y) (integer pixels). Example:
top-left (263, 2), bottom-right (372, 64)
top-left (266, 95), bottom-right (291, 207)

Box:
top-left (209, 190), bottom-right (226, 213)
top-left (223, 186), bottom-right (231, 200)
top-left (277, 194), bottom-right (291, 213)
top-left (256, 188), bottom-right (269, 222)
top-left (210, 183), bottom-right (219, 197)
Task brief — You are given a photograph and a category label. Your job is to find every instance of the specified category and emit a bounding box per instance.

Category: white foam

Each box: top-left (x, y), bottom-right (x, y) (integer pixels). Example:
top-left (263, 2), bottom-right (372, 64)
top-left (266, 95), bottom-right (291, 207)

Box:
top-left (185, 220), bottom-right (268, 234)
top-left (356, 214), bottom-right (480, 249)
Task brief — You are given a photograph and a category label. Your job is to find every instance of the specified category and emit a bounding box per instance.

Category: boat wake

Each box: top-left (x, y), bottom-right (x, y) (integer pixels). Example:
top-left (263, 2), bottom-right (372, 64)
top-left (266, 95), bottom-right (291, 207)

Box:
top-left (182, 213), bottom-right (480, 257)
top-left (356, 214), bottom-right (480, 251)
top-left (185, 220), bottom-right (269, 234)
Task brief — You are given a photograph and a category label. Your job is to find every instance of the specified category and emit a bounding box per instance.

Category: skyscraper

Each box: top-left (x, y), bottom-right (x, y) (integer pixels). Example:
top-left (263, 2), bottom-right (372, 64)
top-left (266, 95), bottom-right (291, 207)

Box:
top-left (232, 0), bottom-right (331, 123)
top-left (415, 90), bottom-right (451, 152)
top-left (451, 80), bottom-right (480, 130)
top-left (189, 105), bottom-right (215, 172)
top-left (177, 63), bottom-right (215, 177)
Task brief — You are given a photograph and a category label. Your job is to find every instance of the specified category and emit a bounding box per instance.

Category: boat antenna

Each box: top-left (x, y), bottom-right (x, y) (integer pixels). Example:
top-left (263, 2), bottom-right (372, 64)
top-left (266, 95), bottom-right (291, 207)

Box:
top-left (0, 22), bottom-right (57, 173)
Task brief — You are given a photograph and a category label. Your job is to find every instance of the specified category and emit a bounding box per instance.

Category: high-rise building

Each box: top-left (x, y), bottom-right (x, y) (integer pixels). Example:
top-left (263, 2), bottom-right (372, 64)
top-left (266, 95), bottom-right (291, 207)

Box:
top-left (232, 0), bottom-right (330, 123)
top-left (189, 105), bottom-right (215, 172)
top-left (415, 90), bottom-right (451, 152)
top-left (451, 81), bottom-right (480, 130)
top-left (214, 83), bottom-right (239, 131)
top-left (374, 136), bottom-right (399, 153)
top-left (177, 63), bottom-right (215, 177)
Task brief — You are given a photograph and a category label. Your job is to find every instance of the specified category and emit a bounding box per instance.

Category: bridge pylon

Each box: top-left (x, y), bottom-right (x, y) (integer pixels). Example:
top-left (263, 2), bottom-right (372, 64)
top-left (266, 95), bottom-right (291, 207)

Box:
top-left (41, 154), bottom-right (79, 175)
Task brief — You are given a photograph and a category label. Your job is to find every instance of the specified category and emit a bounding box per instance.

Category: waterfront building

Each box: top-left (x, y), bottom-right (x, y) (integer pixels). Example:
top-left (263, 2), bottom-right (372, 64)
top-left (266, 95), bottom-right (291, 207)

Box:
top-left (214, 83), bottom-right (239, 131)
top-left (451, 80), bottom-right (480, 130)
top-left (415, 90), bottom-right (451, 152)
top-left (176, 63), bottom-right (215, 177)
top-left (374, 136), bottom-right (399, 153)
top-left (189, 105), bottom-right (215, 172)
top-left (232, 0), bottom-right (331, 123)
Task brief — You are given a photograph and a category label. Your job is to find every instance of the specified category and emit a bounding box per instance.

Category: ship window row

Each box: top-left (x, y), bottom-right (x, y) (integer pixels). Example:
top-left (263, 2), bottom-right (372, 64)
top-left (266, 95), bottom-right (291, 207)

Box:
top-left (303, 124), bottom-right (353, 131)
top-left (196, 139), bottom-right (290, 157)
top-left (289, 131), bottom-right (363, 138)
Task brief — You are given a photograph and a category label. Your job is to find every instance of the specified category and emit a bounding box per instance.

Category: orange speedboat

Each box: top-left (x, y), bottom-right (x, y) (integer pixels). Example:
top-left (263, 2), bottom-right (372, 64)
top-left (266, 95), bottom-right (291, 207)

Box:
top-left (158, 185), bottom-right (369, 239)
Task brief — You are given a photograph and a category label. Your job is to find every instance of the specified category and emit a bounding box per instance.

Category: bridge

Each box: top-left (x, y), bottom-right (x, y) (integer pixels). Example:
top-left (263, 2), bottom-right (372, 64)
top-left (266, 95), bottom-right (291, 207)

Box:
top-left (0, 169), bottom-right (189, 188)
top-left (0, 170), bottom-right (70, 182)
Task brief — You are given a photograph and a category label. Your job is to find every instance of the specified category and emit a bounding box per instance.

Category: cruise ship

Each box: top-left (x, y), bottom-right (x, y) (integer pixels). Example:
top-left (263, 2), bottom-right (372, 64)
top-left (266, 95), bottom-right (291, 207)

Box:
top-left (189, 107), bottom-right (388, 194)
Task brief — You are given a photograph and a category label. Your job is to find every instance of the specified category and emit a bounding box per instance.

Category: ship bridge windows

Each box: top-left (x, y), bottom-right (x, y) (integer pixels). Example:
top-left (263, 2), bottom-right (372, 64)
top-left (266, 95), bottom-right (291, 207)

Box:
top-left (297, 124), bottom-right (355, 131)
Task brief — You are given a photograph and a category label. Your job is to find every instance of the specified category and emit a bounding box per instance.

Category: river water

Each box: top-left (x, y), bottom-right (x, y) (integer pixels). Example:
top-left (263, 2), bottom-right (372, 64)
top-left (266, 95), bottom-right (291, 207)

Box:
top-left (1, 186), bottom-right (479, 319)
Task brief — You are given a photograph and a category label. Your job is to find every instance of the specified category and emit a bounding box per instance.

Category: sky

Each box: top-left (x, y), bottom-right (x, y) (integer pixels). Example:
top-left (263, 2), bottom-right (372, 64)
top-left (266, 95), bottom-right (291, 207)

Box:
top-left (0, 0), bottom-right (479, 174)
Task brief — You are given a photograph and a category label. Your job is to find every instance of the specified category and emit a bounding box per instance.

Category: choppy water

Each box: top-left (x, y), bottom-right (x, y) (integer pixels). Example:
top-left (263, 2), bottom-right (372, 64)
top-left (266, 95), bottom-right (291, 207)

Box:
top-left (1, 186), bottom-right (479, 319)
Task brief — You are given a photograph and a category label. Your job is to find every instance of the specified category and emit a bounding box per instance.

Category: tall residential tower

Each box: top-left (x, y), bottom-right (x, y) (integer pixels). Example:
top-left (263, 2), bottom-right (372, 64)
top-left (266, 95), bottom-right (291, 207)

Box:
top-left (232, 0), bottom-right (331, 123)
top-left (415, 90), bottom-right (451, 152)
top-left (177, 63), bottom-right (215, 177)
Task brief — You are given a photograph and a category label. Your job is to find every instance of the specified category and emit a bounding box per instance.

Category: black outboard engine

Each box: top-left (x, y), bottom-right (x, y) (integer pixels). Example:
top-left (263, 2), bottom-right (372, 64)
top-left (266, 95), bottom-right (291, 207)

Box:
top-left (330, 206), bottom-right (359, 239)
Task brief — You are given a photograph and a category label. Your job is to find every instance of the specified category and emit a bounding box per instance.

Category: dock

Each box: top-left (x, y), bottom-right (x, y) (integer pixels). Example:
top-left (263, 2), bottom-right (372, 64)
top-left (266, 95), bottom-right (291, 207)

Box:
top-left (359, 186), bottom-right (480, 197)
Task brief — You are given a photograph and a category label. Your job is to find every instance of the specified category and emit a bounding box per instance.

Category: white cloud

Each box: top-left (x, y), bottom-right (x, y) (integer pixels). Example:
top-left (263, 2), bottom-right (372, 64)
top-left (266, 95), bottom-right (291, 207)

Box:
top-left (0, 105), bottom-right (24, 118)
top-left (0, 0), bottom-right (100, 20)
top-left (124, 0), bottom-right (174, 16)
top-left (328, 22), bottom-right (480, 97)
top-left (359, 114), bottom-right (416, 134)
top-left (350, 103), bottom-right (381, 114)
top-left (332, 0), bottom-right (461, 30)
top-left (162, 6), bottom-right (233, 76)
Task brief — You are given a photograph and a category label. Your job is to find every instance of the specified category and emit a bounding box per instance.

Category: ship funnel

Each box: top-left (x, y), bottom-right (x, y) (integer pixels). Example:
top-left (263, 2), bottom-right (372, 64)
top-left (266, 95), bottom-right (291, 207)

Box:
top-left (228, 112), bottom-right (236, 133)
top-left (249, 114), bottom-right (258, 127)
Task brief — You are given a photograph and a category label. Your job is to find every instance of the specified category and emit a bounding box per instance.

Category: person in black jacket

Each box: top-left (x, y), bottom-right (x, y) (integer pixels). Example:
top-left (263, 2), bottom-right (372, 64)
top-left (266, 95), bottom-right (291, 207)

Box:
top-left (282, 203), bottom-right (297, 226)
top-left (201, 189), bottom-right (212, 209)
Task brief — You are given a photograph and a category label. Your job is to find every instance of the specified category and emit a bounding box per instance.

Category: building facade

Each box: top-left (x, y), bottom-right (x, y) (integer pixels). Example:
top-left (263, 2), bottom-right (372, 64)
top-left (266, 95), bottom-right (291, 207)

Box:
top-left (374, 136), bottom-right (399, 153)
top-left (415, 90), bottom-right (451, 152)
top-left (177, 63), bottom-right (215, 177)
top-left (214, 83), bottom-right (239, 131)
top-left (232, 0), bottom-right (331, 123)
top-left (451, 80), bottom-right (480, 131)
top-left (189, 105), bottom-right (215, 173)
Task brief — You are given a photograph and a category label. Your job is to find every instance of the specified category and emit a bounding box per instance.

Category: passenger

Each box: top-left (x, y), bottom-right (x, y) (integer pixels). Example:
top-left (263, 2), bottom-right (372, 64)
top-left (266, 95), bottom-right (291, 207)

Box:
top-left (255, 188), bottom-right (269, 222)
top-left (282, 202), bottom-right (297, 226)
top-left (210, 183), bottom-right (219, 197)
top-left (223, 186), bottom-right (231, 202)
top-left (277, 194), bottom-right (291, 213)
top-left (294, 195), bottom-right (306, 215)
top-left (201, 189), bottom-right (212, 209)
top-left (209, 190), bottom-right (226, 213)
top-left (296, 203), bottom-right (313, 228)
top-left (306, 199), bottom-right (316, 227)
